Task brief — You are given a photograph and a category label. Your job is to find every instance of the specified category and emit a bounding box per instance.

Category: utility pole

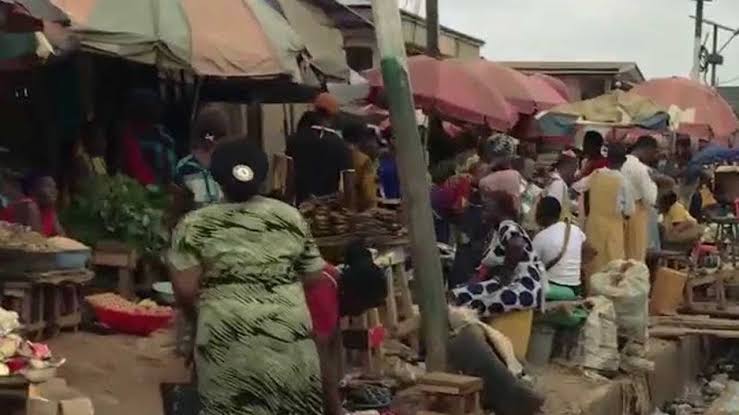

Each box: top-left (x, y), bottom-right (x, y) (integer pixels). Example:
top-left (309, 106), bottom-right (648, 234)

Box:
top-left (711, 23), bottom-right (718, 86)
top-left (371, 0), bottom-right (448, 372)
top-left (690, 0), bottom-right (704, 81)
top-left (426, 0), bottom-right (440, 58)
top-left (689, 15), bottom-right (737, 85)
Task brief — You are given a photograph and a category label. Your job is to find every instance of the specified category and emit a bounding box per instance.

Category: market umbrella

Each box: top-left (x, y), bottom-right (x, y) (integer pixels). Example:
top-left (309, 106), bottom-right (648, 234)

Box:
top-left (364, 55), bottom-right (518, 131)
top-left (456, 59), bottom-right (568, 114)
top-left (536, 90), bottom-right (670, 137)
top-left (0, 1), bottom-right (44, 32)
top-left (49, 0), bottom-right (313, 82)
top-left (630, 77), bottom-right (739, 143)
top-left (529, 73), bottom-right (571, 102)
top-left (0, 0), bottom-right (77, 70)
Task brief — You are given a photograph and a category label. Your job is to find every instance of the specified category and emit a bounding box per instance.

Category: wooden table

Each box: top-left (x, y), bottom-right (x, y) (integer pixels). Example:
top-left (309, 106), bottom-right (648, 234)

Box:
top-left (0, 269), bottom-right (93, 339)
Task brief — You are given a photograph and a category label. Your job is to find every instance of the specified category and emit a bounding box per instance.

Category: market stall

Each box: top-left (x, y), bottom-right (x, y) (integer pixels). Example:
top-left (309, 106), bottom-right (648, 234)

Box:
top-left (0, 223), bottom-right (93, 340)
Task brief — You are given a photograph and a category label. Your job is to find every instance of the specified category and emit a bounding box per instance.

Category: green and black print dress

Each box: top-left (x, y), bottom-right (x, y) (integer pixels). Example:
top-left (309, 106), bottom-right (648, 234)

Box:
top-left (168, 196), bottom-right (325, 415)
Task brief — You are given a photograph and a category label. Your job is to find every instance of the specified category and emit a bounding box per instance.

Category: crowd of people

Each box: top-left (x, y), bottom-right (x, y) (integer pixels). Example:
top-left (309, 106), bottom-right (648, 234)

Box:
top-left (0, 86), bottom-right (729, 414)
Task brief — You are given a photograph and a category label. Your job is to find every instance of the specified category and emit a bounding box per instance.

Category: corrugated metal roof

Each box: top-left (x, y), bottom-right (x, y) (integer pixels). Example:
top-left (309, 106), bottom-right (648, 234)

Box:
top-left (498, 61), bottom-right (645, 82)
top-left (719, 86), bottom-right (739, 115)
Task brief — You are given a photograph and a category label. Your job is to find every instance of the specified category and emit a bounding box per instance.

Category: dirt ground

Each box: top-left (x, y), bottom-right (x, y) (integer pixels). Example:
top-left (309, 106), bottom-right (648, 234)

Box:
top-left (47, 330), bottom-right (189, 415)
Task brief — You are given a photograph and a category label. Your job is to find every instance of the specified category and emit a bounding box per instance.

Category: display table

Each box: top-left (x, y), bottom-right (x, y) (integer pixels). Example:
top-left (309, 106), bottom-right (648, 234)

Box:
top-left (0, 269), bottom-right (93, 340)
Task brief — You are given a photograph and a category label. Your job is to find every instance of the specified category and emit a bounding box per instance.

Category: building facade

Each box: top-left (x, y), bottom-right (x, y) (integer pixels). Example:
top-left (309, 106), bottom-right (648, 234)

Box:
top-left (500, 61), bottom-right (645, 101)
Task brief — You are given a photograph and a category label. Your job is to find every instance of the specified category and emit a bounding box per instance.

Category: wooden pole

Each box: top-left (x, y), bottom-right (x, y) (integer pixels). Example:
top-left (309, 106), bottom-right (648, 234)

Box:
top-left (426, 0), bottom-right (440, 58)
top-left (371, 0), bottom-right (447, 371)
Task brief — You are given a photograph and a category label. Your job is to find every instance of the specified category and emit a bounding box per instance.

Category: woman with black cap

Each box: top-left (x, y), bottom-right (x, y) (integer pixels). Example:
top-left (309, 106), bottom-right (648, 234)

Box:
top-left (168, 139), bottom-right (325, 415)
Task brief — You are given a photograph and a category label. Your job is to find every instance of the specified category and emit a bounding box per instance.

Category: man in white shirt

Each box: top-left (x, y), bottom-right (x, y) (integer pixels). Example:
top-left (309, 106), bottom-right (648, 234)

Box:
top-left (545, 154), bottom-right (578, 219)
top-left (533, 197), bottom-right (595, 296)
top-left (621, 136), bottom-right (658, 262)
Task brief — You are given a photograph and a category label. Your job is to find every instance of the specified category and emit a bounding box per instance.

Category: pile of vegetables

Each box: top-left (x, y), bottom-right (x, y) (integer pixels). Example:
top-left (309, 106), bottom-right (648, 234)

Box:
top-left (61, 175), bottom-right (169, 257)
top-left (0, 309), bottom-right (64, 378)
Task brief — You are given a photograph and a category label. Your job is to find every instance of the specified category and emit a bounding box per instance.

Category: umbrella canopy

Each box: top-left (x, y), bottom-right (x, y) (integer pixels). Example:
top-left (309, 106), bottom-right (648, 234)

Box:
top-left (50, 0), bottom-right (311, 81)
top-left (0, 1), bottom-right (43, 32)
top-left (537, 90), bottom-right (670, 137)
top-left (529, 73), bottom-right (571, 102)
top-left (456, 59), bottom-right (567, 114)
top-left (364, 55), bottom-right (518, 131)
top-left (630, 77), bottom-right (739, 142)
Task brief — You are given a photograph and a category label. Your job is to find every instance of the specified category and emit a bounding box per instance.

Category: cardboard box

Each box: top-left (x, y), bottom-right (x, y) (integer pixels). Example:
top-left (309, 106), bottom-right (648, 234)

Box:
top-left (27, 378), bottom-right (93, 415)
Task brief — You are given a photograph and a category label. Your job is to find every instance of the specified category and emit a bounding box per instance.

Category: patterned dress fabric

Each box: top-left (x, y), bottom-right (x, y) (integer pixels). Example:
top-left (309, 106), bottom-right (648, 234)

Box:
top-left (168, 196), bottom-right (325, 415)
top-left (452, 220), bottom-right (545, 317)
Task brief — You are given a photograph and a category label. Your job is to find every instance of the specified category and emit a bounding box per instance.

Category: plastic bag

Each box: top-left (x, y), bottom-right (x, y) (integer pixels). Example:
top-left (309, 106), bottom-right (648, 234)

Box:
top-left (577, 296), bottom-right (619, 372)
top-left (589, 260), bottom-right (650, 344)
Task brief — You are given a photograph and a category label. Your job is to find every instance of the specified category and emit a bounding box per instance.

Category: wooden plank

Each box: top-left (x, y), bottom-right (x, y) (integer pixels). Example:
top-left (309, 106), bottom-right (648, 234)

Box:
top-left (650, 326), bottom-right (739, 339)
top-left (418, 384), bottom-right (463, 395)
top-left (419, 372), bottom-right (483, 393)
top-left (650, 316), bottom-right (739, 330)
top-left (682, 302), bottom-right (739, 318)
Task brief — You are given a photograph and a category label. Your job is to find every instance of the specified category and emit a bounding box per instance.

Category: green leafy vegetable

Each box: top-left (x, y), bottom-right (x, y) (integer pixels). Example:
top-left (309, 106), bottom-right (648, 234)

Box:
top-left (61, 175), bottom-right (170, 257)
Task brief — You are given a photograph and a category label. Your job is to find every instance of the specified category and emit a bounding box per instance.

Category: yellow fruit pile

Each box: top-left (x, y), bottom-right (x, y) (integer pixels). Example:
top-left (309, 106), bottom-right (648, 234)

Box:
top-left (86, 293), bottom-right (173, 317)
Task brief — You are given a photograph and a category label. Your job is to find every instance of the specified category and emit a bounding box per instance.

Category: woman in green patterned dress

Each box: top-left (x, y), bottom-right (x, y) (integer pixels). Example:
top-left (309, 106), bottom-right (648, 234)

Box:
top-left (168, 139), bottom-right (325, 415)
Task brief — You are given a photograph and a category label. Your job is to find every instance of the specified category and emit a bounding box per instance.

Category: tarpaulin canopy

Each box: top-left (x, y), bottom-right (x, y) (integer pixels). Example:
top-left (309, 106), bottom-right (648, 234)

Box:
top-left (536, 90), bottom-right (670, 137)
top-left (50, 0), bottom-right (313, 81)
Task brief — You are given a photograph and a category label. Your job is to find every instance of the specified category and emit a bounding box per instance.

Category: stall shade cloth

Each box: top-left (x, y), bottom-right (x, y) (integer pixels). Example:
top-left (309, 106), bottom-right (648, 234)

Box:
top-left (364, 55), bottom-right (518, 132)
top-left (631, 77), bottom-right (739, 142)
top-left (50, 0), bottom-right (309, 80)
top-left (536, 90), bottom-right (670, 137)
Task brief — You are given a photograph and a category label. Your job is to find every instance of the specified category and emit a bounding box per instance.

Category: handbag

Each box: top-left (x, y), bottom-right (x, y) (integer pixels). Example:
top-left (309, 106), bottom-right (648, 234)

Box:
top-left (545, 219), bottom-right (572, 271)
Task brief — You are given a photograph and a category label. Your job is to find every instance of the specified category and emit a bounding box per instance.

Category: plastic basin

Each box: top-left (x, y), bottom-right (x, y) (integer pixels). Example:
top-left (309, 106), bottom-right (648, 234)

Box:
top-left (91, 305), bottom-right (173, 336)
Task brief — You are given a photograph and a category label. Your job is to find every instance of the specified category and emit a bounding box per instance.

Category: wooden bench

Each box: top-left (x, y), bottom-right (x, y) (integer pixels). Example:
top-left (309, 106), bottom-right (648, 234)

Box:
top-left (417, 372), bottom-right (484, 415)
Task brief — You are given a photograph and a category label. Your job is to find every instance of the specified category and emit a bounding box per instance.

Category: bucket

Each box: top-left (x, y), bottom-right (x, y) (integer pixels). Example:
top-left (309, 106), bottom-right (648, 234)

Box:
top-left (488, 309), bottom-right (534, 359)
top-left (526, 323), bottom-right (556, 366)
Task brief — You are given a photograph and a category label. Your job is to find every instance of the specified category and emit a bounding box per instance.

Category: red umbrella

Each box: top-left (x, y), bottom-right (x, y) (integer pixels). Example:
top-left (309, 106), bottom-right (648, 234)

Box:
top-left (529, 73), bottom-right (571, 102)
top-left (631, 77), bottom-right (738, 142)
top-left (364, 55), bottom-right (517, 132)
top-left (457, 59), bottom-right (567, 114)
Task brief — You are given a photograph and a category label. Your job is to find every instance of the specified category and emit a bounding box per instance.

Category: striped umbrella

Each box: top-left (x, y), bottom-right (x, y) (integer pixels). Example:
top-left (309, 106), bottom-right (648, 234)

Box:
top-left (50, 0), bottom-right (313, 81)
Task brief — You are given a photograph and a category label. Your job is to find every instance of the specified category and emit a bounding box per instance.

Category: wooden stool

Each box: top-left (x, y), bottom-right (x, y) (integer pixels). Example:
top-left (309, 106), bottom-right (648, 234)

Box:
top-left (418, 372), bottom-right (484, 415)
top-left (92, 242), bottom-right (138, 300)
top-left (45, 283), bottom-right (83, 336)
top-left (376, 248), bottom-right (420, 352)
top-left (341, 308), bottom-right (385, 377)
top-left (1, 282), bottom-right (45, 340)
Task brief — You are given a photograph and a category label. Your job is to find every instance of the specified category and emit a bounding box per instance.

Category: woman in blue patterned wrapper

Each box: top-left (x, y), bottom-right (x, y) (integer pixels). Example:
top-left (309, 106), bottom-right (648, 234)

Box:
top-left (451, 190), bottom-right (546, 317)
top-left (168, 138), bottom-right (325, 415)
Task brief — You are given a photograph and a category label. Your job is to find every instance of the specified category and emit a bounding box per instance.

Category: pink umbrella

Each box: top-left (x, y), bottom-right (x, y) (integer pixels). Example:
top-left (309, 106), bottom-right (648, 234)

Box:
top-left (631, 77), bottom-right (738, 142)
top-left (529, 73), bottom-right (571, 102)
top-left (364, 55), bottom-right (517, 132)
top-left (457, 59), bottom-right (568, 114)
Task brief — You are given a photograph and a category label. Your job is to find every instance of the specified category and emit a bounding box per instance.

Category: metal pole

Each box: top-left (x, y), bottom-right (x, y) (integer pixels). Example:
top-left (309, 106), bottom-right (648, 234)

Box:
top-left (371, 0), bottom-right (448, 372)
top-left (711, 24), bottom-right (719, 86)
top-left (690, 0), bottom-right (704, 80)
top-left (426, 0), bottom-right (440, 58)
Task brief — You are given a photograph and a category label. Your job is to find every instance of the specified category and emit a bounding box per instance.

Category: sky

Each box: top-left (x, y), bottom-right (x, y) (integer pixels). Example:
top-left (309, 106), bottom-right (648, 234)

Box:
top-left (420, 0), bottom-right (739, 86)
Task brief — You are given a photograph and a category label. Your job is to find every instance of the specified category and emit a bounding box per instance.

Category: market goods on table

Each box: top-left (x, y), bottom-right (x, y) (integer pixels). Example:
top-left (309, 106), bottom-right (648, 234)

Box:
top-left (299, 197), bottom-right (406, 239)
top-left (0, 222), bottom-right (55, 252)
top-left (0, 307), bottom-right (65, 382)
top-left (86, 293), bottom-right (174, 335)
top-left (61, 175), bottom-right (169, 257)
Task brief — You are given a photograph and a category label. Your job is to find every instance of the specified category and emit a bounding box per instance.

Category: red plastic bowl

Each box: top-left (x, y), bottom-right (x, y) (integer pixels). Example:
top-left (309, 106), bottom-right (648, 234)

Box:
top-left (91, 305), bottom-right (173, 336)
